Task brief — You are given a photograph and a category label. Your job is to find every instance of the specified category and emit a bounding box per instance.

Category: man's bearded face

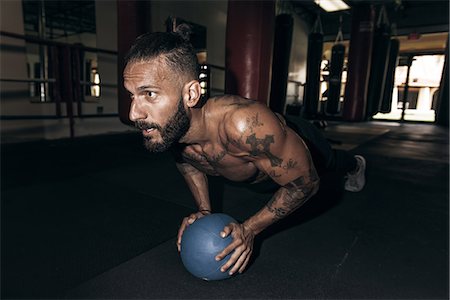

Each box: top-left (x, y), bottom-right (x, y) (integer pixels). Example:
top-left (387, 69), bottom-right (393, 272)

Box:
top-left (135, 97), bottom-right (189, 152)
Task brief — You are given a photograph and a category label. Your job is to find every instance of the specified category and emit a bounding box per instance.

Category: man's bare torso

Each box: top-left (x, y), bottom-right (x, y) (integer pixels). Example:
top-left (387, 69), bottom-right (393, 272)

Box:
top-left (175, 96), bottom-right (277, 183)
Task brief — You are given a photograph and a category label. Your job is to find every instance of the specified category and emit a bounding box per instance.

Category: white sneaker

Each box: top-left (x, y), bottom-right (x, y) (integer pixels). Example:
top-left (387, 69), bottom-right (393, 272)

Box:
top-left (344, 155), bottom-right (366, 192)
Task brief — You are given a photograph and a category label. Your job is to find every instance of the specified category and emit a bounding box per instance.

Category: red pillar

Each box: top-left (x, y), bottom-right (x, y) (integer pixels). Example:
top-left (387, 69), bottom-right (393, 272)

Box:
top-left (342, 4), bottom-right (375, 121)
top-left (225, 0), bottom-right (275, 106)
top-left (117, 0), bottom-right (150, 125)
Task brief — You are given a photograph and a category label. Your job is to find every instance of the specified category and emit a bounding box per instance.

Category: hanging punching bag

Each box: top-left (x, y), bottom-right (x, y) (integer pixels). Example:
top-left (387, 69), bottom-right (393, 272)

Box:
top-left (380, 38), bottom-right (400, 113)
top-left (269, 14), bottom-right (294, 114)
top-left (342, 4), bottom-right (375, 122)
top-left (225, 0), bottom-right (275, 105)
top-left (117, 0), bottom-right (149, 126)
top-left (303, 28), bottom-right (324, 119)
top-left (366, 7), bottom-right (391, 118)
top-left (326, 43), bottom-right (345, 115)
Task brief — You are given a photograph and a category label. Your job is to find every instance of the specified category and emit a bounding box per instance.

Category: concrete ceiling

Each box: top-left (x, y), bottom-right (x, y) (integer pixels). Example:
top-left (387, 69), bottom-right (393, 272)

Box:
top-left (22, 0), bottom-right (449, 54)
top-left (290, 0), bottom-right (449, 41)
top-left (322, 31), bottom-right (449, 58)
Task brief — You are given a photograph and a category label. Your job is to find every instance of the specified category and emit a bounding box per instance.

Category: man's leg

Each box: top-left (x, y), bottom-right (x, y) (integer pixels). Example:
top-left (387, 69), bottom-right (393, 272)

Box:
top-left (284, 116), bottom-right (366, 192)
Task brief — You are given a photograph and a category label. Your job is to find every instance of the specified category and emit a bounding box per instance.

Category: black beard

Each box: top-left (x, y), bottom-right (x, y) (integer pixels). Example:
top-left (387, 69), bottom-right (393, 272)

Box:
top-left (135, 98), bottom-right (190, 153)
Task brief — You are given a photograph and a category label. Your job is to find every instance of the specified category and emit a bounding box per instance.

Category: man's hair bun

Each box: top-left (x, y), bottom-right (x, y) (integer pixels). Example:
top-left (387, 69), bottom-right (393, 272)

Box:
top-left (174, 23), bottom-right (193, 42)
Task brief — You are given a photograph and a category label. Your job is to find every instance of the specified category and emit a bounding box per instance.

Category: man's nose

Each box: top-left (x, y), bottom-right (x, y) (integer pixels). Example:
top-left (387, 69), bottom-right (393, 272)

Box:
top-left (129, 99), bottom-right (146, 122)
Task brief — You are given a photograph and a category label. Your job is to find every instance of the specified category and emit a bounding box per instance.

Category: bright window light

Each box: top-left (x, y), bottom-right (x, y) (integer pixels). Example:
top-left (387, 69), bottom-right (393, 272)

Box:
top-left (314, 0), bottom-right (350, 12)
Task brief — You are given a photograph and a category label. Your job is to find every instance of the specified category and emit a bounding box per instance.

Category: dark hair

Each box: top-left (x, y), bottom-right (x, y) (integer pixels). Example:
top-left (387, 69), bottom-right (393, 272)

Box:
top-left (124, 25), bottom-right (199, 81)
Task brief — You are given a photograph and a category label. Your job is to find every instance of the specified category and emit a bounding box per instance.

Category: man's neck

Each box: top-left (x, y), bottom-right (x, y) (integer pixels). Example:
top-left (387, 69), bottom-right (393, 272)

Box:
top-left (179, 106), bottom-right (209, 145)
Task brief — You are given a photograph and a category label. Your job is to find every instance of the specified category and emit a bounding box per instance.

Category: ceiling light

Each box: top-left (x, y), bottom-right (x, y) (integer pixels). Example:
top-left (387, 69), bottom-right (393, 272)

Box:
top-left (314, 0), bottom-right (350, 12)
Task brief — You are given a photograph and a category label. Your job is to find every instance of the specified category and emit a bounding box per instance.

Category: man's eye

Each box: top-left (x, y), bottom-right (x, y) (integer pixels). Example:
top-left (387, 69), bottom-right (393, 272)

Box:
top-left (146, 91), bottom-right (156, 98)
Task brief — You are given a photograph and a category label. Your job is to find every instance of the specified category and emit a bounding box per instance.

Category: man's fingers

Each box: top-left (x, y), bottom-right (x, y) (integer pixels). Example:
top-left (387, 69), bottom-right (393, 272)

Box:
top-left (215, 225), bottom-right (240, 261)
top-left (219, 244), bottom-right (243, 273)
top-left (178, 214), bottom-right (196, 251)
top-left (177, 212), bottom-right (205, 252)
top-left (176, 227), bottom-right (184, 252)
top-left (215, 239), bottom-right (237, 261)
top-left (187, 213), bottom-right (197, 224)
top-left (176, 218), bottom-right (188, 252)
top-left (238, 255), bottom-right (251, 274)
top-left (220, 224), bottom-right (232, 238)
top-left (229, 248), bottom-right (250, 275)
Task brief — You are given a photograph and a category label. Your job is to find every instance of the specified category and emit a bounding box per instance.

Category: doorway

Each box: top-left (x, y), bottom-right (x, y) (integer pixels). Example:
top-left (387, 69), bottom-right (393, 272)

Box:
top-left (373, 53), bottom-right (445, 122)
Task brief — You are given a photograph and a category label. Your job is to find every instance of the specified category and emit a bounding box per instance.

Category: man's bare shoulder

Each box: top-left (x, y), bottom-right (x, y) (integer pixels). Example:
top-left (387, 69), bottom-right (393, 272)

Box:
top-left (209, 96), bottom-right (285, 149)
top-left (207, 95), bottom-right (259, 109)
top-left (207, 95), bottom-right (265, 132)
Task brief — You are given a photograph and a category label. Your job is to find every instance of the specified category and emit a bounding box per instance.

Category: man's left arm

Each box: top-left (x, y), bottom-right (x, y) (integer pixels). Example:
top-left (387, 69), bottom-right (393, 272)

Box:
top-left (215, 106), bottom-right (320, 275)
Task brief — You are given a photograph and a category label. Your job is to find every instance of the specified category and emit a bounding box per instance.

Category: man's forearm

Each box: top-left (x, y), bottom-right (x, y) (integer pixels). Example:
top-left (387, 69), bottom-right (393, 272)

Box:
top-left (176, 163), bottom-right (211, 211)
top-left (243, 177), bottom-right (320, 235)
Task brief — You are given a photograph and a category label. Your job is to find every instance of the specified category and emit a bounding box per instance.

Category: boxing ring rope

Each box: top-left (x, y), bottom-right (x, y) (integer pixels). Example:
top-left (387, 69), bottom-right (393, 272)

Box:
top-left (0, 31), bottom-right (118, 138)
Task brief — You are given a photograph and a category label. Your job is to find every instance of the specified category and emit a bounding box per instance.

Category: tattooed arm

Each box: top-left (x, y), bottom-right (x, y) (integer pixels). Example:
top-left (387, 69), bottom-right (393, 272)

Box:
top-left (243, 150), bottom-right (320, 234)
top-left (215, 103), bottom-right (320, 275)
top-left (244, 174), bottom-right (319, 234)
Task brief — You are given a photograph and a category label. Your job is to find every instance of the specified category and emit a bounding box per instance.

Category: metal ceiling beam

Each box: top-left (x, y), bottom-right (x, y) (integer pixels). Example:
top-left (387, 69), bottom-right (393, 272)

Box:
top-left (290, 0), bottom-right (448, 39)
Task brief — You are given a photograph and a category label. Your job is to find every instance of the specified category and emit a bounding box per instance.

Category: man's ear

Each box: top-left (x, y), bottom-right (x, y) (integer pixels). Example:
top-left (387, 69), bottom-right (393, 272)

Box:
top-left (183, 80), bottom-right (202, 108)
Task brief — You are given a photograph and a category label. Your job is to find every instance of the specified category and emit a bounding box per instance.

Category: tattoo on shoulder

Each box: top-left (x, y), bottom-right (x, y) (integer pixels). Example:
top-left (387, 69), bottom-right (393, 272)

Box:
top-left (246, 113), bottom-right (264, 133)
top-left (245, 133), bottom-right (283, 167)
top-left (282, 159), bottom-right (298, 171)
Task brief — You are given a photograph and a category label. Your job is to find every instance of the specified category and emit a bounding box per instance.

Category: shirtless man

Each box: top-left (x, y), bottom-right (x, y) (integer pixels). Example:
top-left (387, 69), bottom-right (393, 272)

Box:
top-left (123, 28), bottom-right (366, 277)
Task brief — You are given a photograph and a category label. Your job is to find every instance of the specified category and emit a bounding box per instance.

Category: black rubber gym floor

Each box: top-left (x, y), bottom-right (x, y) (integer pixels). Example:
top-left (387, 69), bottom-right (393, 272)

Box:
top-left (1, 120), bottom-right (449, 299)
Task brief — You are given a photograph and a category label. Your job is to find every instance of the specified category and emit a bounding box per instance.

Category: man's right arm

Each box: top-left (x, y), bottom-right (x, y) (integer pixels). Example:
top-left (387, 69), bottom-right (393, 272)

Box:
top-left (175, 161), bottom-right (212, 251)
top-left (175, 162), bottom-right (211, 213)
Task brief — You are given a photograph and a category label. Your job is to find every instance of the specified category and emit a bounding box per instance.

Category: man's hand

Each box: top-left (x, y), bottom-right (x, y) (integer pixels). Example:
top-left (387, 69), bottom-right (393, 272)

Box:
top-left (177, 210), bottom-right (211, 252)
top-left (215, 223), bottom-right (256, 275)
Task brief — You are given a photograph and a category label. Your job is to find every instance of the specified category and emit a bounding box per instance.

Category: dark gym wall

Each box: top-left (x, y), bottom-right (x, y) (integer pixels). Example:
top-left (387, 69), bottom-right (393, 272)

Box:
top-left (225, 0), bottom-right (275, 105)
top-left (117, 0), bottom-right (151, 126)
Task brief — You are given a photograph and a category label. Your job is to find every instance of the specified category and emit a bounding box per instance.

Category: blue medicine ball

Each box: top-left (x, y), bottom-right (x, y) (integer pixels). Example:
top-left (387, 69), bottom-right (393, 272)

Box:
top-left (180, 213), bottom-right (237, 281)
